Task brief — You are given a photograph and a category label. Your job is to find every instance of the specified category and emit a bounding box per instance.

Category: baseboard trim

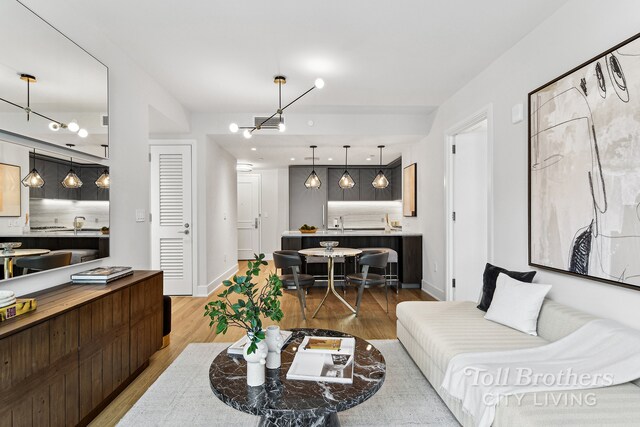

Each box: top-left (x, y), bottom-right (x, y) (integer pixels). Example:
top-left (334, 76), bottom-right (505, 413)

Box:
top-left (197, 264), bottom-right (238, 296)
top-left (421, 279), bottom-right (445, 301)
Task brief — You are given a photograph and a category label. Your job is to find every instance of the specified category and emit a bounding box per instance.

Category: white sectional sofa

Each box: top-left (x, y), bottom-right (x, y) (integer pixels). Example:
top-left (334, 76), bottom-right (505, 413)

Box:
top-left (396, 300), bottom-right (640, 426)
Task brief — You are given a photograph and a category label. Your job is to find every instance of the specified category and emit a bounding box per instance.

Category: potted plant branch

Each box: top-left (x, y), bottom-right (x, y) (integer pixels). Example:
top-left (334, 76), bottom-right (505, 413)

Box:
top-left (204, 254), bottom-right (284, 385)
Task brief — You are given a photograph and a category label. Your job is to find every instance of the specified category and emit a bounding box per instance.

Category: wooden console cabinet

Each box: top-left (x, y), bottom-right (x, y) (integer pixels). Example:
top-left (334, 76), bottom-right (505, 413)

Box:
top-left (0, 271), bottom-right (163, 426)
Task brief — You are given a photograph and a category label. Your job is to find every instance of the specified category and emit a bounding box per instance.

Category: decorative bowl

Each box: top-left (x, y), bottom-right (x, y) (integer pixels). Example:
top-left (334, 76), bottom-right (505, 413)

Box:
top-left (0, 242), bottom-right (21, 254)
top-left (319, 241), bottom-right (339, 251)
top-left (299, 228), bottom-right (318, 234)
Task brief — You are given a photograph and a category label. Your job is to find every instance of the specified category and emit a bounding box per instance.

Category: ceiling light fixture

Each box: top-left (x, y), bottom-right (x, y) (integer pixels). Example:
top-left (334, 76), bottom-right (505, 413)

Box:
top-left (61, 144), bottom-right (83, 188)
top-left (0, 74), bottom-right (87, 138)
top-left (372, 145), bottom-right (389, 189)
top-left (304, 145), bottom-right (321, 189)
top-left (21, 148), bottom-right (45, 188)
top-left (338, 145), bottom-right (355, 189)
top-left (229, 76), bottom-right (324, 137)
top-left (95, 144), bottom-right (110, 189)
top-left (236, 163), bottom-right (253, 172)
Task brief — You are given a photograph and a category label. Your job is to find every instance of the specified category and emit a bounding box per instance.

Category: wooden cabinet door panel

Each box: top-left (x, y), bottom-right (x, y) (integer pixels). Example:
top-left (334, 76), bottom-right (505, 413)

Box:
top-left (0, 310), bottom-right (79, 427)
top-left (129, 274), bottom-right (163, 373)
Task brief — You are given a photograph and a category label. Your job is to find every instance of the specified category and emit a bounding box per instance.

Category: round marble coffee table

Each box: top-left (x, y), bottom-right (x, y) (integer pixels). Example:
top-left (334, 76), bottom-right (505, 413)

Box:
top-left (209, 328), bottom-right (386, 426)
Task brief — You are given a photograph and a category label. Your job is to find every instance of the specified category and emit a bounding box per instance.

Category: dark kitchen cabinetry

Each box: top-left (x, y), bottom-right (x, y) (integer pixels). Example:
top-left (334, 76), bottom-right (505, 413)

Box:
top-left (327, 165), bottom-right (400, 202)
top-left (29, 154), bottom-right (109, 201)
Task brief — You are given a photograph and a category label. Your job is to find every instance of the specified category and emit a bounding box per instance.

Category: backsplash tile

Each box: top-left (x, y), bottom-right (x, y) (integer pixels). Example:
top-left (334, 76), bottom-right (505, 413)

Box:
top-left (30, 199), bottom-right (109, 229)
top-left (327, 201), bottom-right (402, 229)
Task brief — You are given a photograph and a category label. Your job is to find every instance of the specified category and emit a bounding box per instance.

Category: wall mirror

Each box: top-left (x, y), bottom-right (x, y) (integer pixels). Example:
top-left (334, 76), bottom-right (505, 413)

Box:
top-left (0, 138), bottom-right (109, 282)
top-left (0, 1), bottom-right (108, 158)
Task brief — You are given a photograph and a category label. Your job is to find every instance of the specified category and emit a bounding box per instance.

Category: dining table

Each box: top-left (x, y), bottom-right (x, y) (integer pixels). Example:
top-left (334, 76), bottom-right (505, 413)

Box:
top-left (0, 249), bottom-right (51, 279)
top-left (298, 247), bottom-right (362, 317)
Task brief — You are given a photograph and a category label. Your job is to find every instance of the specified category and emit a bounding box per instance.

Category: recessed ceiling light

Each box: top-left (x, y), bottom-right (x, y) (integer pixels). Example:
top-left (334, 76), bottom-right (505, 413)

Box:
top-left (251, 147), bottom-right (257, 151)
top-left (290, 157), bottom-right (295, 161)
top-left (327, 157), bottom-right (333, 161)
top-left (366, 157), bottom-right (372, 161)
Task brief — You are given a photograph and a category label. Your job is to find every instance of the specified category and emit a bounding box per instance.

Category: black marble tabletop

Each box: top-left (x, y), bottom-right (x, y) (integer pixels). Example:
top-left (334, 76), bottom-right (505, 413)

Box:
top-left (209, 328), bottom-right (386, 422)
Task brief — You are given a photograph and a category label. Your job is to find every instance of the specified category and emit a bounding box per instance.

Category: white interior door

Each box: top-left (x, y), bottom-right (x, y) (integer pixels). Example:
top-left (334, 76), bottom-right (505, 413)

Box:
top-left (150, 145), bottom-right (193, 295)
top-left (452, 124), bottom-right (488, 302)
top-left (237, 174), bottom-right (261, 260)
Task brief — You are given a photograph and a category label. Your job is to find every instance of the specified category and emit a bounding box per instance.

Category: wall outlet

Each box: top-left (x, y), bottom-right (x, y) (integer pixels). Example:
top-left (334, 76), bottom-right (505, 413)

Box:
top-left (434, 262), bottom-right (438, 272)
top-left (135, 209), bottom-right (146, 222)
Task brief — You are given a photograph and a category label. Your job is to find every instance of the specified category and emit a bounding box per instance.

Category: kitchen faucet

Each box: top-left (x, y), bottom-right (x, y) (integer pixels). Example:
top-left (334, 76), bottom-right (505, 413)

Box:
top-left (339, 216), bottom-right (344, 233)
top-left (73, 216), bottom-right (86, 235)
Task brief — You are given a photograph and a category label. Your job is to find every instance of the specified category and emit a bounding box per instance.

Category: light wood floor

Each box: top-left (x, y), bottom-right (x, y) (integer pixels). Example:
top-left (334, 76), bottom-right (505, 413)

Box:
top-left (90, 261), bottom-right (435, 426)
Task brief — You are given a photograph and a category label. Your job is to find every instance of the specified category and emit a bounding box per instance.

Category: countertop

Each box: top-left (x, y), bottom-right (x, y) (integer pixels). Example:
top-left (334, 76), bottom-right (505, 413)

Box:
top-left (282, 230), bottom-right (421, 237)
top-left (0, 230), bottom-right (109, 238)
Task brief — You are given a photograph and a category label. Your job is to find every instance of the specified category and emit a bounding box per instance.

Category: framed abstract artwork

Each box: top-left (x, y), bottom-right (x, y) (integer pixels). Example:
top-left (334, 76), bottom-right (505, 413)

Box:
top-left (0, 163), bottom-right (21, 217)
top-left (403, 163), bottom-right (417, 217)
top-left (529, 32), bottom-right (640, 291)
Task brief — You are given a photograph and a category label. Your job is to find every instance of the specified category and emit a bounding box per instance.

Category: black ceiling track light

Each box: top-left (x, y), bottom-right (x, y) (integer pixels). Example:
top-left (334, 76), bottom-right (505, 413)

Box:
top-left (229, 76), bottom-right (324, 139)
top-left (304, 145), bottom-right (321, 189)
top-left (372, 145), bottom-right (390, 189)
top-left (338, 145), bottom-right (356, 189)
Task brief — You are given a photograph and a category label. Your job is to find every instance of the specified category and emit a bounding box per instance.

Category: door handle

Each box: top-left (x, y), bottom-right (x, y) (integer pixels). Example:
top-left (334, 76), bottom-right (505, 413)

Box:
top-left (254, 218), bottom-right (259, 229)
top-left (178, 229), bottom-right (190, 235)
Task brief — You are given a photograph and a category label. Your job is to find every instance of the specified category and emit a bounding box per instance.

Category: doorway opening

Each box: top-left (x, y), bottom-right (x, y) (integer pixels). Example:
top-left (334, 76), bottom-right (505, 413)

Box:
top-left (445, 106), bottom-right (493, 302)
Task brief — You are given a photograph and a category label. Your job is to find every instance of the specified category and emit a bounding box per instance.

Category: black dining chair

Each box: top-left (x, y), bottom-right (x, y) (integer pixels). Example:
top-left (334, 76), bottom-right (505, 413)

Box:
top-left (15, 252), bottom-right (72, 275)
top-left (273, 250), bottom-right (315, 320)
top-left (346, 250), bottom-right (389, 316)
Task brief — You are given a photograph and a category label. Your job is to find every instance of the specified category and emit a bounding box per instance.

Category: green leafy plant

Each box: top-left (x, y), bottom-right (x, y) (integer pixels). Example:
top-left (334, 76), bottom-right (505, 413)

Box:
top-left (204, 253), bottom-right (284, 354)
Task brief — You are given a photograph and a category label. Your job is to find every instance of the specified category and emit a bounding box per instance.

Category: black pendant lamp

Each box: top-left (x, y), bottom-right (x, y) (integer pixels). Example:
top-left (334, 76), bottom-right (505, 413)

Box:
top-left (95, 144), bottom-right (110, 189)
top-left (21, 149), bottom-right (45, 188)
top-left (372, 145), bottom-right (389, 189)
top-left (61, 144), bottom-right (83, 189)
top-left (304, 145), bottom-right (321, 189)
top-left (338, 145), bottom-right (355, 189)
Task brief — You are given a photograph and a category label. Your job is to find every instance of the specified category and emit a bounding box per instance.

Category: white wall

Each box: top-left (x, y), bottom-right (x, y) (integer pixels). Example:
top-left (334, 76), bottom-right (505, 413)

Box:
top-left (199, 137), bottom-right (238, 295)
top-left (3, 0), bottom-right (189, 296)
top-left (0, 142), bottom-right (29, 233)
top-left (411, 0), bottom-right (640, 328)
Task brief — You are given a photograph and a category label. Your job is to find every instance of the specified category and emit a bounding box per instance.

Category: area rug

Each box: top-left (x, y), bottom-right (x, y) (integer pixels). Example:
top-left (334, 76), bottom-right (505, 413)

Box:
top-left (118, 340), bottom-right (458, 426)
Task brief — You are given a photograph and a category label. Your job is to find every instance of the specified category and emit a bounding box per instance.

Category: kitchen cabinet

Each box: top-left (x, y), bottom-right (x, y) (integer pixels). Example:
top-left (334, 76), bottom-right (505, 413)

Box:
top-left (328, 167), bottom-right (398, 201)
top-left (328, 168), bottom-right (359, 201)
top-left (392, 164), bottom-right (402, 201)
top-left (289, 166), bottom-right (328, 230)
top-left (29, 156), bottom-right (109, 201)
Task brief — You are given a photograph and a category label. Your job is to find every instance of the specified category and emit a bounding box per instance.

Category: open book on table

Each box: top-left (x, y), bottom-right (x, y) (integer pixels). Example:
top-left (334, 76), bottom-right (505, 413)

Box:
top-left (286, 336), bottom-right (356, 384)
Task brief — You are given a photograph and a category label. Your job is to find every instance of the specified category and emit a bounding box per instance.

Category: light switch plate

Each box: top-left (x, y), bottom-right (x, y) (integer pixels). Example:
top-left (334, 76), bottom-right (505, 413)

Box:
top-left (512, 103), bottom-right (524, 124)
top-left (135, 209), bottom-right (146, 222)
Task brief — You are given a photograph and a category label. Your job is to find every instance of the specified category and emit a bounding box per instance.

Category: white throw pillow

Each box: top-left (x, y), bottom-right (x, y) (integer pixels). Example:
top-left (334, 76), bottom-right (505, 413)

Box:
top-left (484, 273), bottom-right (551, 335)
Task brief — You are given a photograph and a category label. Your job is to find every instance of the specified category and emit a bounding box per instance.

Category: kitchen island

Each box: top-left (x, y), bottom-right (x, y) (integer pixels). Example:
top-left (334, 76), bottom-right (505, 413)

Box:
top-left (281, 230), bottom-right (422, 286)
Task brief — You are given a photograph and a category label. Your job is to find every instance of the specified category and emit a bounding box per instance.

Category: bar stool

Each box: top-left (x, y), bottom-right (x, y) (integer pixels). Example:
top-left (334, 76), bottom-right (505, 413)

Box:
top-left (346, 250), bottom-right (389, 316)
top-left (273, 250), bottom-right (315, 320)
top-left (357, 247), bottom-right (400, 293)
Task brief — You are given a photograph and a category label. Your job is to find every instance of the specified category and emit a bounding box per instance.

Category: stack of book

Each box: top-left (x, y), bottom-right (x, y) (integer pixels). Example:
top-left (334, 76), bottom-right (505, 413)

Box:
top-left (71, 266), bottom-right (133, 284)
top-left (286, 336), bottom-right (356, 384)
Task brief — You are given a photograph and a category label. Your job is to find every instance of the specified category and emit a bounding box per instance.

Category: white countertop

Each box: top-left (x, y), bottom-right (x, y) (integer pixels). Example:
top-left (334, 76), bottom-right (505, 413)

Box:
top-left (0, 230), bottom-right (109, 238)
top-left (282, 230), bottom-right (421, 237)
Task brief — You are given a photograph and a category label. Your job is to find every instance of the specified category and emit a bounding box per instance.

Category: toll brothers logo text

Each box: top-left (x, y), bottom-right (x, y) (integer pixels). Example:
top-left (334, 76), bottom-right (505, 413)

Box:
top-left (463, 367), bottom-right (613, 407)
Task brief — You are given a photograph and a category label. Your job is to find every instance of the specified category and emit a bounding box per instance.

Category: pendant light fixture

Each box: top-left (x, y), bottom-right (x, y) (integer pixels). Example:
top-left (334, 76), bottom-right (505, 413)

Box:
top-left (372, 145), bottom-right (390, 189)
top-left (95, 144), bottom-right (110, 189)
top-left (62, 144), bottom-right (83, 189)
top-left (21, 149), bottom-right (45, 188)
top-left (338, 145), bottom-right (355, 189)
top-left (229, 75), bottom-right (324, 138)
top-left (304, 145), bottom-right (322, 189)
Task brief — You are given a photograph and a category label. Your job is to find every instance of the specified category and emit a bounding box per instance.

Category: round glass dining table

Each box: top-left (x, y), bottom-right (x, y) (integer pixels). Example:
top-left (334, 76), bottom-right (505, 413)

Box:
top-left (298, 247), bottom-right (362, 317)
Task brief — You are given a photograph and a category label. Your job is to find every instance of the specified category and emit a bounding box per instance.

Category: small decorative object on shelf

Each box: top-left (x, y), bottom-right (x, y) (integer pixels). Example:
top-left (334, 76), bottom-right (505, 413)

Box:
top-left (265, 325), bottom-right (283, 369)
top-left (204, 253), bottom-right (284, 386)
top-left (0, 297), bottom-right (37, 322)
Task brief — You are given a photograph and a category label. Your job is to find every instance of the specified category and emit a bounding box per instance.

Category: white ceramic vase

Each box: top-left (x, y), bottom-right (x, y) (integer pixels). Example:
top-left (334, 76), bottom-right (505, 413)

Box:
top-left (243, 333), bottom-right (268, 386)
top-left (265, 325), bottom-right (283, 369)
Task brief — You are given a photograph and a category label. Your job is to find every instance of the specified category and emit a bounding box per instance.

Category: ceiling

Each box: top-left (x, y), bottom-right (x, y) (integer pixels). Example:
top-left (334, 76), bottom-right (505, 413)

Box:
top-left (24, 0), bottom-right (568, 167)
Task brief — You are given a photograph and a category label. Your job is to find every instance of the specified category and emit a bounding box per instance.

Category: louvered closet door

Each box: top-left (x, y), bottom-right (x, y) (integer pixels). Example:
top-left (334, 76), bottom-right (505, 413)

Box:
top-left (150, 145), bottom-right (193, 295)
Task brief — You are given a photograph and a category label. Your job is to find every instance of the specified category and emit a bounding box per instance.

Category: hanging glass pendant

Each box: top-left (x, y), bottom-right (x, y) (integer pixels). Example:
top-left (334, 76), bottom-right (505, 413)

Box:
top-left (304, 145), bottom-right (322, 189)
top-left (95, 169), bottom-right (110, 189)
top-left (371, 145), bottom-right (389, 189)
top-left (22, 149), bottom-right (44, 188)
top-left (372, 170), bottom-right (389, 189)
top-left (62, 169), bottom-right (83, 188)
top-left (22, 168), bottom-right (45, 188)
top-left (339, 170), bottom-right (355, 189)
